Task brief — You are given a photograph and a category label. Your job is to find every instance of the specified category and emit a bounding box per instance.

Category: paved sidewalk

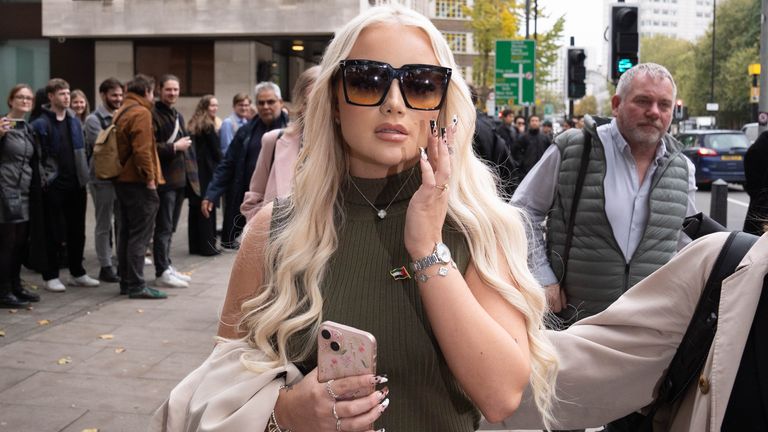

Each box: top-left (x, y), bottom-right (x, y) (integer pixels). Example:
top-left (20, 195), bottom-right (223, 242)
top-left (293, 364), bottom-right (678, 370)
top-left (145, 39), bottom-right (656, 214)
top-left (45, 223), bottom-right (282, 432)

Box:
top-left (0, 203), bottom-right (236, 432)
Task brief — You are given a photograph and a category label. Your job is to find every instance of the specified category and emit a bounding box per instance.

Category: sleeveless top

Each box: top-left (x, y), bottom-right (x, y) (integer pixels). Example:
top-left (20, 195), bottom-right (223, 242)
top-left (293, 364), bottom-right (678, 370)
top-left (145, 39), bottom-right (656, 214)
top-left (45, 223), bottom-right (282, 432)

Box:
top-left (283, 167), bottom-right (480, 431)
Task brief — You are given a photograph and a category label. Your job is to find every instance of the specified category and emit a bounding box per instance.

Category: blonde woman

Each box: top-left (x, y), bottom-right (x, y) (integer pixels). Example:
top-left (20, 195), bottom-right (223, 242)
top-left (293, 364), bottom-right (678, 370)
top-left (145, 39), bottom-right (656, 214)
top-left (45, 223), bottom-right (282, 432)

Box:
top-left (163, 5), bottom-right (557, 432)
top-left (240, 65), bottom-right (320, 222)
top-left (70, 89), bottom-right (90, 125)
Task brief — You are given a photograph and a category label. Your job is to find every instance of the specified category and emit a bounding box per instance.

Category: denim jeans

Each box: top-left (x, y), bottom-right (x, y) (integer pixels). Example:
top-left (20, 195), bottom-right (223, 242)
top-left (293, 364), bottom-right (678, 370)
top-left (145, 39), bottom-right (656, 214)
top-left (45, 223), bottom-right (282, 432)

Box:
top-left (153, 187), bottom-right (185, 277)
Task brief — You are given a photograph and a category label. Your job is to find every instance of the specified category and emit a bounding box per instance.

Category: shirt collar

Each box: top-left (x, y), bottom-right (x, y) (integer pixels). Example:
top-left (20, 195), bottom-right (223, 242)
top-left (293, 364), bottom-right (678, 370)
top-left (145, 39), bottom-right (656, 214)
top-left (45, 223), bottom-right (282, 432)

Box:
top-left (609, 118), bottom-right (669, 163)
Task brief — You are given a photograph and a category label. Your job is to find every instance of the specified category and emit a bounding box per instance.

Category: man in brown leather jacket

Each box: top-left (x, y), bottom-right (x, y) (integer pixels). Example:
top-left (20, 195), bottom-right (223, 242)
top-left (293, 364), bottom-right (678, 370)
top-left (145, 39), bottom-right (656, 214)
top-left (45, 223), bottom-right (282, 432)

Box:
top-left (114, 74), bottom-right (167, 299)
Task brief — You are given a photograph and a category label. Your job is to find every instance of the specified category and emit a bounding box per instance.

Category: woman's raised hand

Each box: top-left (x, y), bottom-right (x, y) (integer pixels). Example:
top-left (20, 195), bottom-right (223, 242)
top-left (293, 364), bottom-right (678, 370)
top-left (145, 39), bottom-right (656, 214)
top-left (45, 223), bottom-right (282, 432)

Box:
top-left (274, 368), bottom-right (389, 432)
top-left (404, 116), bottom-right (455, 259)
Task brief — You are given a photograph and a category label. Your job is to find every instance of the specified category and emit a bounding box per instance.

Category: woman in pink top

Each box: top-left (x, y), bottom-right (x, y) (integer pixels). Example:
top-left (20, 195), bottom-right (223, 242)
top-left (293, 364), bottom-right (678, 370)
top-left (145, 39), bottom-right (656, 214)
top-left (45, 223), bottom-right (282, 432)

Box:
top-left (241, 66), bottom-right (320, 223)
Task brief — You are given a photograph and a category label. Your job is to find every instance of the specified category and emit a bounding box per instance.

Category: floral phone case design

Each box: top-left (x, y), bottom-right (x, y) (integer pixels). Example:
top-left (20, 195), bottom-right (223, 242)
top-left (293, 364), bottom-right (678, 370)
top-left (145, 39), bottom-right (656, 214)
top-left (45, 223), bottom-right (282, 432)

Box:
top-left (317, 321), bottom-right (377, 383)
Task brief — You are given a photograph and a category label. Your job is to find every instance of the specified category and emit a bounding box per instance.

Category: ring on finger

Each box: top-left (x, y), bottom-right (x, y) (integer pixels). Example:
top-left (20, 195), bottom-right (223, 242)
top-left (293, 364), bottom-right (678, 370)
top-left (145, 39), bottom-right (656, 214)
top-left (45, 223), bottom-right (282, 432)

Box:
top-left (332, 401), bottom-right (339, 420)
top-left (326, 379), bottom-right (339, 400)
top-left (435, 183), bottom-right (449, 191)
top-left (336, 418), bottom-right (342, 431)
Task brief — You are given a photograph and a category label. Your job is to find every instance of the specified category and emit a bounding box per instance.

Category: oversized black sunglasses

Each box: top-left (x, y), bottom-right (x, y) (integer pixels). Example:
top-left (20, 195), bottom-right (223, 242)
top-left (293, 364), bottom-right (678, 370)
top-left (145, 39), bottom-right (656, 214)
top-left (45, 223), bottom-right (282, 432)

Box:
top-left (339, 59), bottom-right (452, 111)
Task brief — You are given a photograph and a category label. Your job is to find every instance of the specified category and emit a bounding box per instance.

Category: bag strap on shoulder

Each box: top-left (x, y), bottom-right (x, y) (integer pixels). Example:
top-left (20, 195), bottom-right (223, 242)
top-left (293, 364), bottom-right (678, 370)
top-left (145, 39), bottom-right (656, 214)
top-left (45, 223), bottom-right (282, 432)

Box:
top-left (562, 129), bottom-right (592, 277)
top-left (642, 231), bottom-right (758, 428)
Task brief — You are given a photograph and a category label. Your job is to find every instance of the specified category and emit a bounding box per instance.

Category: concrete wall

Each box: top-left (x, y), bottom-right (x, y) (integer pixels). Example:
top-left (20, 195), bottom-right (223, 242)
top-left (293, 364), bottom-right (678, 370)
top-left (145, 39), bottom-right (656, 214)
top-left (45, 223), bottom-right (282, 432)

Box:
top-left (93, 41), bottom-right (134, 105)
top-left (43, 0), bottom-right (363, 37)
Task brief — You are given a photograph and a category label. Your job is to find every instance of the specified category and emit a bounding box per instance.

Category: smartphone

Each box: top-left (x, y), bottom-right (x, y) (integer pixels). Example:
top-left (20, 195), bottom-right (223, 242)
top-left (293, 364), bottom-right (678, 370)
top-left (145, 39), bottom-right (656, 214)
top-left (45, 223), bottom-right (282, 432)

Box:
top-left (317, 321), bottom-right (377, 384)
top-left (7, 118), bottom-right (26, 129)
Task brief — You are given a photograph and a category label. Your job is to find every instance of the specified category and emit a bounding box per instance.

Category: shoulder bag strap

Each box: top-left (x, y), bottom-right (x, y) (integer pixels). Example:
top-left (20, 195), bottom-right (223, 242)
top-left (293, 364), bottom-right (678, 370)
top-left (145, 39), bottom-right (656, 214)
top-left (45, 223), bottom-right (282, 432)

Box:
top-left (561, 130), bottom-right (592, 277)
top-left (269, 129), bottom-right (285, 172)
top-left (167, 115), bottom-right (181, 145)
top-left (641, 231), bottom-right (759, 429)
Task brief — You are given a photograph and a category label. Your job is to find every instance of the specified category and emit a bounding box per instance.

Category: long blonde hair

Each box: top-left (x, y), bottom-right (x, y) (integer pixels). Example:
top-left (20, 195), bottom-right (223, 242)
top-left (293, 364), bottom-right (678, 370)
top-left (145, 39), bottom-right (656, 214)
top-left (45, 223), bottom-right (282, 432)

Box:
top-left (240, 4), bottom-right (558, 426)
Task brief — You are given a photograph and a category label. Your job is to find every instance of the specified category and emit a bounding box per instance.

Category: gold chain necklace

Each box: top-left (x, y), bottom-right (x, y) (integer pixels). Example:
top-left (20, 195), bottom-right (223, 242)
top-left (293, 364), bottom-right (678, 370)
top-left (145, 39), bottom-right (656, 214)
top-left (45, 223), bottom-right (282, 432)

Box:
top-left (348, 166), bottom-right (417, 219)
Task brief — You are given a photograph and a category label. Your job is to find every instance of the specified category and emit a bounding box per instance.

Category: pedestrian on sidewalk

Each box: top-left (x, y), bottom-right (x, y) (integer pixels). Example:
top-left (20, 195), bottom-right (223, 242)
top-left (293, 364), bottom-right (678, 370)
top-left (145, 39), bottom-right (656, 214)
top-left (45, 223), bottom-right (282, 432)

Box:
top-left (187, 94), bottom-right (222, 256)
top-left (83, 77), bottom-right (123, 283)
top-left (152, 74), bottom-right (200, 288)
top-left (195, 6), bottom-right (558, 431)
top-left (0, 84), bottom-right (43, 308)
top-left (31, 78), bottom-right (100, 292)
top-left (743, 130), bottom-right (768, 236)
top-left (114, 74), bottom-right (167, 299)
top-left (240, 65), bottom-right (320, 222)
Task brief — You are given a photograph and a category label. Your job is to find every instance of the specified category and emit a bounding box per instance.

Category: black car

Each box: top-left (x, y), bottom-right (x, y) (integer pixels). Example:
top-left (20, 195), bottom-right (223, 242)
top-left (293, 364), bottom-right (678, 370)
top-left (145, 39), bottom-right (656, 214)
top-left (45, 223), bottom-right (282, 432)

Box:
top-left (675, 130), bottom-right (750, 187)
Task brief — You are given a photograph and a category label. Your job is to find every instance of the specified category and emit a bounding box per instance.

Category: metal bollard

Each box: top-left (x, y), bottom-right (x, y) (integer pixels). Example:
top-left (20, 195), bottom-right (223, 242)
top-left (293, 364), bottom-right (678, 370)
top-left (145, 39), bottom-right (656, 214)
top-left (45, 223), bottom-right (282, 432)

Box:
top-left (710, 179), bottom-right (728, 227)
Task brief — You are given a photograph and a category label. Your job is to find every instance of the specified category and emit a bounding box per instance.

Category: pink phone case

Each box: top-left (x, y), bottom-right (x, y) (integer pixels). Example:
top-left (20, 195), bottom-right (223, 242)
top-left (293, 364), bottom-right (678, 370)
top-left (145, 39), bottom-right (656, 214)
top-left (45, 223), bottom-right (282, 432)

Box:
top-left (317, 321), bottom-right (377, 383)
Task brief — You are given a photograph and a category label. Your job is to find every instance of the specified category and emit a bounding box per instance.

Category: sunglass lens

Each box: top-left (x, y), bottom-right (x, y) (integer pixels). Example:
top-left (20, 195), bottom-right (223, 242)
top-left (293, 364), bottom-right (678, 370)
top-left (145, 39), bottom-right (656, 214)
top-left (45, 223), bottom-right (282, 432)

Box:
top-left (345, 63), bottom-right (390, 106)
top-left (402, 67), bottom-right (447, 110)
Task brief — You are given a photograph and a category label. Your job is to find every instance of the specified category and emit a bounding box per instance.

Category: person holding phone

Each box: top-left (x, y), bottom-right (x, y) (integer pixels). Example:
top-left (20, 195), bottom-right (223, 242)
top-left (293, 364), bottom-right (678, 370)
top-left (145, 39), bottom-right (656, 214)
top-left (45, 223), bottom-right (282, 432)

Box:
top-left (0, 84), bottom-right (43, 307)
top-left (212, 6), bottom-right (558, 432)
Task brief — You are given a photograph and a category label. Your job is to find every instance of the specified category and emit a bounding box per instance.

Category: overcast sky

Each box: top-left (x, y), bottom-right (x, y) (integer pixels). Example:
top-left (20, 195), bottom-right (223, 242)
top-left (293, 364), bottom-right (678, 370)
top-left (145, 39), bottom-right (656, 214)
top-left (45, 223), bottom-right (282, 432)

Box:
top-left (536, 0), bottom-right (607, 70)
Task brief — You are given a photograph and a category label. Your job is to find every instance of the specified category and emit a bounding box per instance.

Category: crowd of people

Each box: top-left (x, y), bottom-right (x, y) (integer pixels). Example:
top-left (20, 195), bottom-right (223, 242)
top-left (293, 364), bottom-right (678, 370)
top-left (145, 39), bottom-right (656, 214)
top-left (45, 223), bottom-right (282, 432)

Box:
top-left (2, 4), bottom-right (767, 431)
top-left (0, 66), bottom-right (311, 302)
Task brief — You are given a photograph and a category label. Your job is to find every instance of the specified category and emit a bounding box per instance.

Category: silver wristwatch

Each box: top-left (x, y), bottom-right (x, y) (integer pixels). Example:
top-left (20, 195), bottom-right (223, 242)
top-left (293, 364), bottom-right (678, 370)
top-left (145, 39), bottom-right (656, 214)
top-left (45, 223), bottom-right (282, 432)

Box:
top-left (411, 242), bottom-right (452, 272)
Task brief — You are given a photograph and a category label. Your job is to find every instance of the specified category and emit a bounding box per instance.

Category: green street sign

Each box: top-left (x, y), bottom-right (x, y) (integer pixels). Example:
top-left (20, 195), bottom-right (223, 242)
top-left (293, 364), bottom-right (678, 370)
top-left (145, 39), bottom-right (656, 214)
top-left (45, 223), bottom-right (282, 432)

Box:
top-left (495, 39), bottom-right (536, 107)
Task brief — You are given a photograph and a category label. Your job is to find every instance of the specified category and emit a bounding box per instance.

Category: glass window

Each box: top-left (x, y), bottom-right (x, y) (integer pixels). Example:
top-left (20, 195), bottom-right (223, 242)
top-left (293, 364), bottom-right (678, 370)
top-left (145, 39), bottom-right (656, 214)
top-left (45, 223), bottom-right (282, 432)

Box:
top-left (443, 32), bottom-right (468, 53)
top-left (134, 41), bottom-right (214, 96)
top-left (435, 0), bottom-right (467, 18)
top-left (704, 133), bottom-right (749, 150)
top-left (0, 39), bottom-right (50, 99)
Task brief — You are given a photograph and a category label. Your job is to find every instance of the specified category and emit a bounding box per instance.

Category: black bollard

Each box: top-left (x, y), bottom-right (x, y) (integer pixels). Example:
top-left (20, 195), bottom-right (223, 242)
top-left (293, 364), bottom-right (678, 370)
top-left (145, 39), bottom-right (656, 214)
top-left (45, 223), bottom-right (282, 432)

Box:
top-left (710, 179), bottom-right (728, 227)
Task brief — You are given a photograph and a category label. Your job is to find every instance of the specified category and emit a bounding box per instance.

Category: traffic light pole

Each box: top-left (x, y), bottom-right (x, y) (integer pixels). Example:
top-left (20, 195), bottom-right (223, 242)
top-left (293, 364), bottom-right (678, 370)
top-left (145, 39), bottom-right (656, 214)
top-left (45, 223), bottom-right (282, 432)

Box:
top-left (760, 0), bottom-right (768, 134)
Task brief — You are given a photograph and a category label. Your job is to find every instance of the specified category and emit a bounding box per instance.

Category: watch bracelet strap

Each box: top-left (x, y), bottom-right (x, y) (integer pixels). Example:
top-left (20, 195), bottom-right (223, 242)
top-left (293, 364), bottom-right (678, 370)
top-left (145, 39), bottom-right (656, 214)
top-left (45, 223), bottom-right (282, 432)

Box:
top-left (266, 385), bottom-right (293, 432)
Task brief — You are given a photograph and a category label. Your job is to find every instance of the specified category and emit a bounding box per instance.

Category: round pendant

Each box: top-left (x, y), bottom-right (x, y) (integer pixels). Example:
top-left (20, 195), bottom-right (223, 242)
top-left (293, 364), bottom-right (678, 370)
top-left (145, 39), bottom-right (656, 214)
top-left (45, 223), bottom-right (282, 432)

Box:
top-left (377, 209), bottom-right (387, 219)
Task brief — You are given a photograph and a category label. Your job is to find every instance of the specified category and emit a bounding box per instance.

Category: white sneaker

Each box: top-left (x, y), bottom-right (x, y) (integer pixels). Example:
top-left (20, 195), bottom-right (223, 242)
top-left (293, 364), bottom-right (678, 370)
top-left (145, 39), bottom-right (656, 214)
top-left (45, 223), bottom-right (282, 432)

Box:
top-left (144, 257), bottom-right (153, 265)
top-left (45, 278), bottom-right (66, 292)
top-left (70, 274), bottom-right (100, 287)
top-left (155, 269), bottom-right (188, 288)
top-left (169, 266), bottom-right (191, 282)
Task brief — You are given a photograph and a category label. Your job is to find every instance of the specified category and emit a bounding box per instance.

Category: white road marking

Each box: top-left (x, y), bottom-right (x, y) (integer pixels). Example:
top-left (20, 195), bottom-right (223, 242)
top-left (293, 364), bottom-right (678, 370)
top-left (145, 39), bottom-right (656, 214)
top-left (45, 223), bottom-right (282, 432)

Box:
top-left (728, 197), bottom-right (749, 208)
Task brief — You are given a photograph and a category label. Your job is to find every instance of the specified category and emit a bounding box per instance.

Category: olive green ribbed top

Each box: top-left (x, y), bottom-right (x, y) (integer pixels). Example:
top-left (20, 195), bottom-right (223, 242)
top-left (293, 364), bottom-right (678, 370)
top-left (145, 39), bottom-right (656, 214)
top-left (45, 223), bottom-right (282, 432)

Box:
top-left (288, 167), bottom-right (479, 431)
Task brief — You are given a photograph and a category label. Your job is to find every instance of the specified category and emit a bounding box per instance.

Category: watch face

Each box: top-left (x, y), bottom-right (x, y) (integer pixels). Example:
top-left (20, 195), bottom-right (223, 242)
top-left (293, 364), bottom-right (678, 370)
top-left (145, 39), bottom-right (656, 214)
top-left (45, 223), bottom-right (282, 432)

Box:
top-left (436, 242), bottom-right (451, 262)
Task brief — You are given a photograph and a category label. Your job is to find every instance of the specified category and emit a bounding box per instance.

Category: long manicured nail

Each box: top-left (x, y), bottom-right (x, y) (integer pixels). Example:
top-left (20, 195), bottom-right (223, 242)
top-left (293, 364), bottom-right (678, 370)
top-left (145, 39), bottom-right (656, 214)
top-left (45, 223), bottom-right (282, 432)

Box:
top-left (419, 147), bottom-right (427, 161)
top-left (429, 119), bottom-right (437, 135)
top-left (376, 429), bottom-right (386, 432)
top-left (452, 114), bottom-right (458, 126)
top-left (440, 127), bottom-right (446, 139)
top-left (373, 375), bottom-right (389, 384)
top-left (380, 398), bottom-right (390, 411)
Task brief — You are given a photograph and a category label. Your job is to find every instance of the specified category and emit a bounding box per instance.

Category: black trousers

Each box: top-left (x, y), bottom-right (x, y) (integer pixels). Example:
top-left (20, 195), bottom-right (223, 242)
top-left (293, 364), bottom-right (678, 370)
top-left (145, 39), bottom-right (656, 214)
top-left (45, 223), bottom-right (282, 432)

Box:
top-left (42, 187), bottom-right (87, 281)
top-left (153, 187), bottom-right (185, 277)
top-left (115, 183), bottom-right (159, 293)
top-left (188, 192), bottom-right (219, 256)
top-left (0, 221), bottom-right (29, 293)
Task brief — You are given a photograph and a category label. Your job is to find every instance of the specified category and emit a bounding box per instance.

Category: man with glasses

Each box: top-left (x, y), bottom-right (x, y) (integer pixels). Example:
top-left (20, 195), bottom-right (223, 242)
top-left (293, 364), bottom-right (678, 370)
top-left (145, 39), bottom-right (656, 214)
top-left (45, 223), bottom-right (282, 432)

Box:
top-left (219, 92), bottom-right (251, 154)
top-left (201, 82), bottom-right (288, 249)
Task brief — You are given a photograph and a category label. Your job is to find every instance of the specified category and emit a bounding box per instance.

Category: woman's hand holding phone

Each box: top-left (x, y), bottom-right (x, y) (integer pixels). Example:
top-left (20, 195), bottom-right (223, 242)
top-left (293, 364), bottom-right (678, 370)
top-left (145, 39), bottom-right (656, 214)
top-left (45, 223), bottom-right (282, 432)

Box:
top-left (272, 322), bottom-right (388, 431)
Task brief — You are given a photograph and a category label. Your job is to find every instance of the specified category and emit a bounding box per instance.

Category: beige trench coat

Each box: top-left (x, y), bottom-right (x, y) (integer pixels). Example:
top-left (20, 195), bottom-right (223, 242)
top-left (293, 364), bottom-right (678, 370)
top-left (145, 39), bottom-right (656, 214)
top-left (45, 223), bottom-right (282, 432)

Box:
top-left (149, 340), bottom-right (303, 432)
top-left (490, 232), bottom-right (768, 431)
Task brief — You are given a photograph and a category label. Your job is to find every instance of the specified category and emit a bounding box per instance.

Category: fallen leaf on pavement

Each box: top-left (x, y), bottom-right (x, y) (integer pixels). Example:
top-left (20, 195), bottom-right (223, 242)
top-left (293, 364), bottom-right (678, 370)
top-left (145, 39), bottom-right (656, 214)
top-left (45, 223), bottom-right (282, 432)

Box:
top-left (8, 309), bottom-right (17, 314)
top-left (57, 356), bottom-right (72, 365)
top-left (38, 319), bottom-right (50, 326)
top-left (136, 309), bottom-right (144, 313)
top-left (99, 334), bottom-right (114, 340)
top-left (26, 306), bottom-right (33, 310)
top-left (115, 347), bottom-right (126, 353)
top-left (0, 329), bottom-right (5, 337)
top-left (81, 428), bottom-right (99, 432)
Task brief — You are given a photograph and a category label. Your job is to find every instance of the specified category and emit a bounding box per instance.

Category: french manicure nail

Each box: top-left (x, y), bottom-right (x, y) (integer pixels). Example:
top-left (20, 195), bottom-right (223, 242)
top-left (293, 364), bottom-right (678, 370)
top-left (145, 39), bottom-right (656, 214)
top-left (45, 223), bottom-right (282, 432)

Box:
top-left (374, 375), bottom-right (389, 384)
top-left (380, 398), bottom-right (390, 410)
top-left (419, 147), bottom-right (427, 161)
top-left (452, 114), bottom-right (458, 126)
top-left (376, 429), bottom-right (386, 432)
top-left (429, 119), bottom-right (436, 135)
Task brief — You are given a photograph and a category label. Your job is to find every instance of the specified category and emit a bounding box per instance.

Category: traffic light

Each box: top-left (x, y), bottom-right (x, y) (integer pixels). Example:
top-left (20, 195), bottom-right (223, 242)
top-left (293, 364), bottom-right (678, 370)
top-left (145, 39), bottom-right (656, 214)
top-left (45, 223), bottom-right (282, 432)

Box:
top-left (567, 47), bottom-right (586, 99)
top-left (610, 4), bottom-right (639, 82)
top-left (673, 99), bottom-right (687, 121)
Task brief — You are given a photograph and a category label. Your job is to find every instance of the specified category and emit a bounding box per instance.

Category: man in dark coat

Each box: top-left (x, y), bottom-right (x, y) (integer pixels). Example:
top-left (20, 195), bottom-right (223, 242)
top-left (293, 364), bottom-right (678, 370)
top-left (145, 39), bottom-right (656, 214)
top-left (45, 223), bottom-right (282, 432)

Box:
top-left (744, 130), bottom-right (768, 235)
top-left (201, 82), bottom-right (289, 248)
top-left (519, 114), bottom-right (552, 176)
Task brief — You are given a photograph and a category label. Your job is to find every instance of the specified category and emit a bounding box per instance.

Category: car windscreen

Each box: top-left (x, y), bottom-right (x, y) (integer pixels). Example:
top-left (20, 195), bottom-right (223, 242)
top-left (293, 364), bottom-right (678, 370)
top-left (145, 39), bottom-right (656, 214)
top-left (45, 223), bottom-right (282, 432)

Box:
top-left (703, 133), bottom-right (749, 150)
